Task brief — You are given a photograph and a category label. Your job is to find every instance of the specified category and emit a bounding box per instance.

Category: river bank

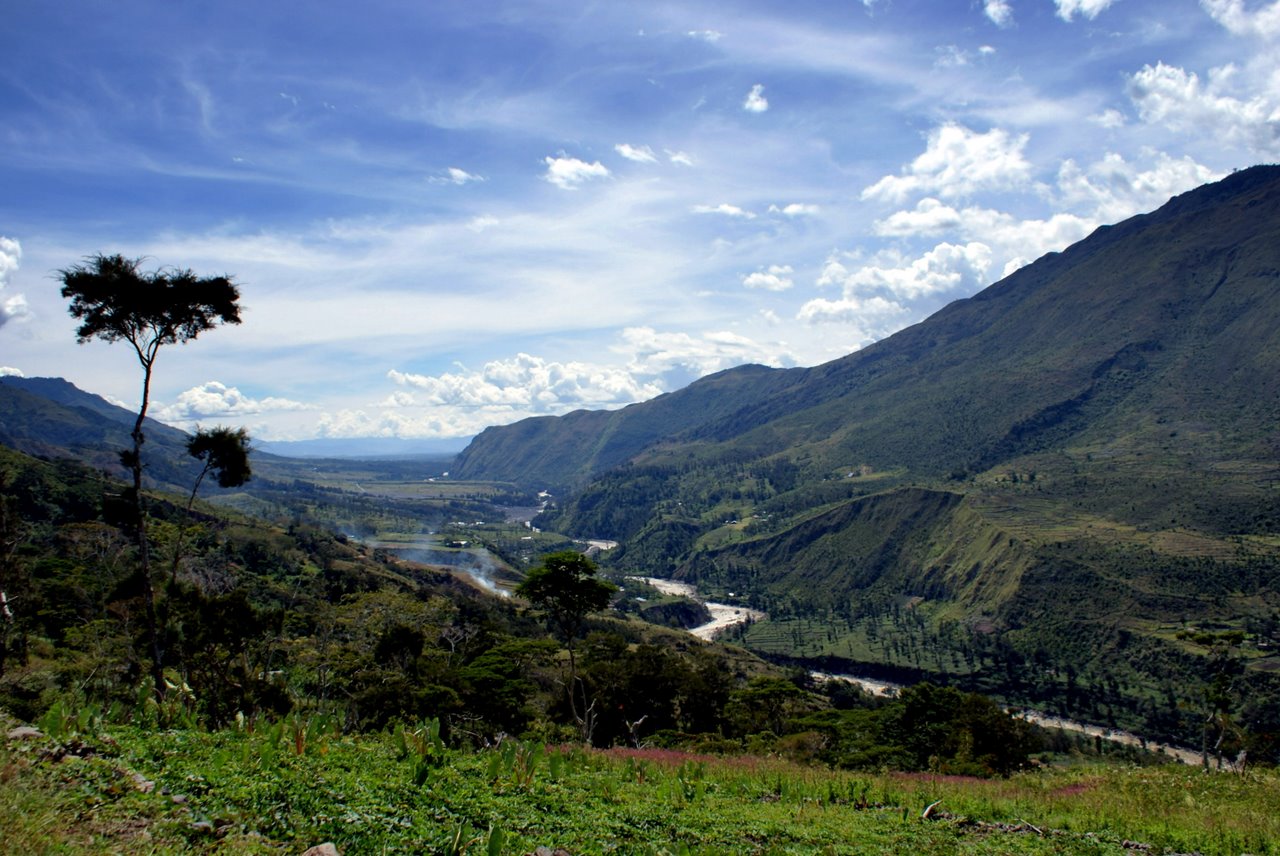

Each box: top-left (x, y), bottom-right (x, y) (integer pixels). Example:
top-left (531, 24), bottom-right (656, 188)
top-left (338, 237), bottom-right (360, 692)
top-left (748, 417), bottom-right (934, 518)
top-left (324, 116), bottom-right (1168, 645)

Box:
top-left (638, 577), bottom-right (1210, 767)
top-left (629, 576), bottom-right (767, 641)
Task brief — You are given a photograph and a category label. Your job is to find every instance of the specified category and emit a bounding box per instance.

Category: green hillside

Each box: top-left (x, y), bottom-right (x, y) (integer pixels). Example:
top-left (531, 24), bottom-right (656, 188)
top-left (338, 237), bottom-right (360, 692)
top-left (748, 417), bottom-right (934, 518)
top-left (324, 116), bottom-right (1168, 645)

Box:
top-left (450, 166), bottom-right (1280, 749)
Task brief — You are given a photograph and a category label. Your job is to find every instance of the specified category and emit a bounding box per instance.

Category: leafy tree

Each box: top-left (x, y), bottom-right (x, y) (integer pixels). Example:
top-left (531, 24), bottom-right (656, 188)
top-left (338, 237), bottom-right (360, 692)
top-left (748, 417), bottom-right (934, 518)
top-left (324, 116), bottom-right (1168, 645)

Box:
top-left (60, 253), bottom-right (241, 695)
top-left (171, 426), bottom-right (252, 584)
top-left (515, 550), bottom-right (617, 742)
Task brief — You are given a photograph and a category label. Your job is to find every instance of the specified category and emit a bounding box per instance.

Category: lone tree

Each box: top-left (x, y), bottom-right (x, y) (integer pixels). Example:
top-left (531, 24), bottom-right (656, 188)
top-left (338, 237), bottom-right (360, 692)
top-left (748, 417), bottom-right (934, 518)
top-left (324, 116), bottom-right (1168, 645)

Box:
top-left (516, 550), bottom-right (617, 742)
top-left (170, 426), bottom-right (253, 584)
top-left (60, 253), bottom-right (241, 694)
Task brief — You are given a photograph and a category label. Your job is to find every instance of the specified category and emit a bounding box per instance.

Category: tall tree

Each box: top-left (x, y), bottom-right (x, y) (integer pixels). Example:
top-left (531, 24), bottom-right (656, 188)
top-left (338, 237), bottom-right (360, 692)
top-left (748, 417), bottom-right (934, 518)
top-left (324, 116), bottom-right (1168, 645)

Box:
top-left (170, 426), bottom-right (252, 584)
top-left (60, 253), bottom-right (241, 695)
top-left (516, 550), bottom-right (616, 742)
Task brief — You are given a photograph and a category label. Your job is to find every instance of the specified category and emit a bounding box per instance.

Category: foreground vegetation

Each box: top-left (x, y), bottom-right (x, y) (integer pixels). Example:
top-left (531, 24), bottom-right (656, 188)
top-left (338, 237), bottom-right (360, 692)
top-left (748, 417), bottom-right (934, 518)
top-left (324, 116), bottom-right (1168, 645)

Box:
top-left (3, 713), bottom-right (1276, 855)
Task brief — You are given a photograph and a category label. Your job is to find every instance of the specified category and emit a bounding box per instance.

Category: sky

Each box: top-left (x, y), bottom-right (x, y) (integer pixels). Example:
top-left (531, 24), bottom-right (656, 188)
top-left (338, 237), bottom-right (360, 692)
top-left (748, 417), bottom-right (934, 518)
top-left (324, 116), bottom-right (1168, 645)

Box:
top-left (2, 0), bottom-right (1278, 443)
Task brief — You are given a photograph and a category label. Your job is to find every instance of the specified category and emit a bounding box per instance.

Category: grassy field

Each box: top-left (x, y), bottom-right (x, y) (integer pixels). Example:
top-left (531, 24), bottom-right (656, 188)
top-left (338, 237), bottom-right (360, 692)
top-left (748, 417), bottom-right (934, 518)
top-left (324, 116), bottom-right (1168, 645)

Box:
top-left (3, 718), bottom-right (1277, 855)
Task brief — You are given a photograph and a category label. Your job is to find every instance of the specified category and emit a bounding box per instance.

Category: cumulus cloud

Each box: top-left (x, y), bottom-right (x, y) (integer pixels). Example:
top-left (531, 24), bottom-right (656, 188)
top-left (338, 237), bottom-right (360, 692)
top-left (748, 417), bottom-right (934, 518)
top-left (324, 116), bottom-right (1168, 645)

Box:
top-left (985, 0), bottom-right (1014, 26)
top-left (1092, 108), bottom-right (1126, 128)
top-left (847, 242), bottom-right (993, 301)
top-left (0, 237), bottom-right (28, 329)
top-left (1056, 152), bottom-right (1221, 223)
top-left (743, 84), bottom-right (769, 113)
top-left (873, 198), bottom-right (964, 237)
top-left (693, 203), bottom-right (755, 218)
top-left (155, 381), bottom-right (314, 424)
top-left (769, 203), bottom-right (820, 216)
top-left (1201, 0), bottom-right (1280, 35)
top-left (1055, 0), bottom-right (1116, 20)
top-left (861, 123), bottom-right (1032, 203)
top-left (1, 367), bottom-right (24, 377)
top-left (616, 326), bottom-right (795, 381)
top-left (667, 150), bottom-right (695, 166)
top-left (615, 143), bottom-right (658, 163)
top-left (742, 265), bottom-right (794, 291)
top-left (430, 167), bottom-right (484, 185)
top-left (317, 408), bottom-right (463, 440)
top-left (1128, 62), bottom-right (1280, 155)
top-left (543, 155), bottom-right (611, 189)
top-left (389, 354), bottom-right (664, 412)
top-left (797, 293), bottom-right (908, 327)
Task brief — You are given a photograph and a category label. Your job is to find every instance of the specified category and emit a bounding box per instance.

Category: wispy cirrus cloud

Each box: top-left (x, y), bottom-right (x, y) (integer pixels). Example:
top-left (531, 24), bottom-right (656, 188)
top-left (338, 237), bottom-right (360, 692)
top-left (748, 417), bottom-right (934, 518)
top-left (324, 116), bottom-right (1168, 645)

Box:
top-left (693, 203), bottom-right (755, 218)
top-left (615, 143), bottom-right (658, 163)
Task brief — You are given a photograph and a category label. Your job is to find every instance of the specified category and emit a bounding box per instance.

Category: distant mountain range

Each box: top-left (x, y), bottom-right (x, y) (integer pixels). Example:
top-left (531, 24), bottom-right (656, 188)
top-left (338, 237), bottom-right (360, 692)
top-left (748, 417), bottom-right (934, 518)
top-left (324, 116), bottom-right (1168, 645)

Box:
top-left (451, 166), bottom-right (1280, 725)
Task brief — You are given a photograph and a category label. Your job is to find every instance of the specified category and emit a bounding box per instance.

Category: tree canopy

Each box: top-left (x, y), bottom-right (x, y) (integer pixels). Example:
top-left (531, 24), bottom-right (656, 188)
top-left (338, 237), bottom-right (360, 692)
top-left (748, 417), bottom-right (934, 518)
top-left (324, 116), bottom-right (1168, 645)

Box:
top-left (515, 550), bottom-right (617, 644)
top-left (59, 254), bottom-right (241, 369)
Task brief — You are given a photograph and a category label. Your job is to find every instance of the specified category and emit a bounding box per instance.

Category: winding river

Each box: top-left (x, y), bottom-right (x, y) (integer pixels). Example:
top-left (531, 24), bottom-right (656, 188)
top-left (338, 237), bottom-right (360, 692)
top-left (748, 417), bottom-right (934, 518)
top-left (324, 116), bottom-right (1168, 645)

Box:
top-left (630, 577), bottom-right (767, 641)
top-left (638, 576), bottom-right (1208, 767)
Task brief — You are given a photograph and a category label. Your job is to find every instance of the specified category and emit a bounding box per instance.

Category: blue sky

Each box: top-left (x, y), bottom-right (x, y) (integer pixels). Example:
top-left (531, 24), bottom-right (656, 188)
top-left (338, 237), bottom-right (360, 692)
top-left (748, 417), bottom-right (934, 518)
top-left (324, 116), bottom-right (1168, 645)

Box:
top-left (2, 0), bottom-right (1277, 441)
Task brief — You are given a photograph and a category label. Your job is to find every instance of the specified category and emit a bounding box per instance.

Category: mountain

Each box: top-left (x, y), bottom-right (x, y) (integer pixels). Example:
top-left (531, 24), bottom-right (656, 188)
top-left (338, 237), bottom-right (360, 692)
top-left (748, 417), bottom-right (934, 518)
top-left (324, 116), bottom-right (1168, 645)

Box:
top-left (457, 165), bottom-right (1280, 495)
top-left (451, 166), bottom-right (1280, 735)
top-left (0, 376), bottom-right (202, 489)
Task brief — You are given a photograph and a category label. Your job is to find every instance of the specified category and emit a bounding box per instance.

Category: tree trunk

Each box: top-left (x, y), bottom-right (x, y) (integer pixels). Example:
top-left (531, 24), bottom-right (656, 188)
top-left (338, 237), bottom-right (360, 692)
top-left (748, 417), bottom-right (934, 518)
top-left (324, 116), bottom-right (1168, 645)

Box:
top-left (132, 362), bottom-right (165, 700)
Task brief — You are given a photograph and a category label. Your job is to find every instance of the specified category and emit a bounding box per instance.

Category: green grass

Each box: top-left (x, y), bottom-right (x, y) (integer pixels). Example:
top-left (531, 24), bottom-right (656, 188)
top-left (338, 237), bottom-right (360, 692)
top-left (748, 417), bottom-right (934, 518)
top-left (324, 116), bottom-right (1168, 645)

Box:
top-left (4, 723), bottom-right (1277, 855)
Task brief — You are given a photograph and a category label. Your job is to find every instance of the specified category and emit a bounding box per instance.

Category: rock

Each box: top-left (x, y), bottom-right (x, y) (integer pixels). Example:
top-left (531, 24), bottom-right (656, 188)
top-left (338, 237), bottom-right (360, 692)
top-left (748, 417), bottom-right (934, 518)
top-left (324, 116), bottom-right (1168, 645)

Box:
top-left (129, 771), bottom-right (156, 793)
top-left (189, 821), bottom-right (215, 834)
top-left (300, 844), bottom-right (341, 856)
top-left (6, 726), bottom-right (42, 740)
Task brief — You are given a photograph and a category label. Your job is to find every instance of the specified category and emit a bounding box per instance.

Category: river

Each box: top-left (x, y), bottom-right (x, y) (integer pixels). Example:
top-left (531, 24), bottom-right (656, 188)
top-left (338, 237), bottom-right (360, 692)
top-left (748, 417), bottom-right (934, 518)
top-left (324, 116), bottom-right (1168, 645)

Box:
top-left (639, 577), bottom-right (1209, 766)
top-left (629, 577), bottom-right (766, 641)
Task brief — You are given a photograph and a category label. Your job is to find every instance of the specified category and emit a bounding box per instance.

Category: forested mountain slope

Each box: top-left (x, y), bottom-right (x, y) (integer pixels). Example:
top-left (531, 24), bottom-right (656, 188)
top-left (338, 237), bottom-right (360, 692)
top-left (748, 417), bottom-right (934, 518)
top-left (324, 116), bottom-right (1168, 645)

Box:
top-left (456, 165), bottom-right (1280, 498)
top-left (453, 166), bottom-right (1280, 745)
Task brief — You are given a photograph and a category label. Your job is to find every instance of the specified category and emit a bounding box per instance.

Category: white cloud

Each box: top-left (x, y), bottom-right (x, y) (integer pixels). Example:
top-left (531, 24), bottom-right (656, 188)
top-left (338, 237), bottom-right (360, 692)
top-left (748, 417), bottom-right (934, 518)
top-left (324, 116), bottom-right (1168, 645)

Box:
top-left (616, 326), bottom-right (795, 378)
top-left (852, 242), bottom-right (993, 301)
top-left (667, 150), bottom-right (695, 166)
top-left (543, 155), bottom-right (611, 189)
top-left (1091, 108), bottom-right (1126, 128)
top-left (1201, 0), bottom-right (1280, 36)
top-left (1055, 0), bottom-right (1116, 20)
top-left (1056, 152), bottom-right (1221, 223)
top-left (687, 29), bottom-right (724, 42)
top-left (873, 198), bottom-right (963, 237)
top-left (389, 354), bottom-right (664, 412)
top-left (742, 265), bottom-right (794, 291)
top-left (0, 237), bottom-right (28, 329)
top-left (615, 143), bottom-right (658, 163)
top-left (430, 167), bottom-right (484, 185)
top-left (468, 215), bottom-right (500, 232)
top-left (985, 0), bottom-right (1014, 27)
top-left (155, 381), bottom-right (315, 425)
top-left (1, 367), bottom-right (24, 377)
top-left (797, 293), bottom-right (908, 327)
top-left (1128, 62), bottom-right (1280, 155)
top-left (317, 408), bottom-right (464, 440)
top-left (693, 203), bottom-right (755, 218)
top-left (769, 203), bottom-right (820, 216)
top-left (743, 83), bottom-right (769, 113)
top-left (861, 123), bottom-right (1032, 203)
